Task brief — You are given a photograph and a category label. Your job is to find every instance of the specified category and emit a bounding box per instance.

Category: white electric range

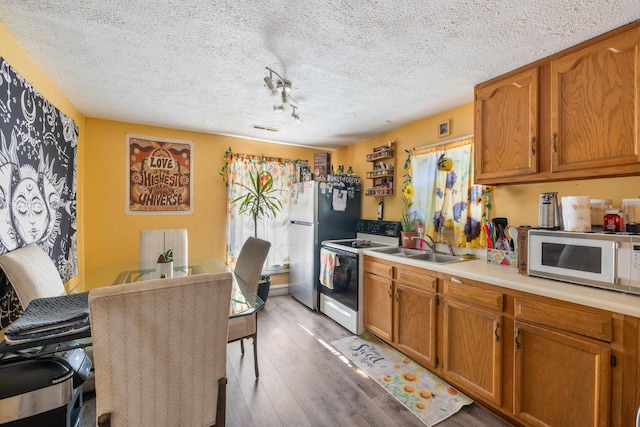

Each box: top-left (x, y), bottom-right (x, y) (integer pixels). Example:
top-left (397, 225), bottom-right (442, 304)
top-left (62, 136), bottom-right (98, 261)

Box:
top-left (320, 219), bottom-right (401, 334)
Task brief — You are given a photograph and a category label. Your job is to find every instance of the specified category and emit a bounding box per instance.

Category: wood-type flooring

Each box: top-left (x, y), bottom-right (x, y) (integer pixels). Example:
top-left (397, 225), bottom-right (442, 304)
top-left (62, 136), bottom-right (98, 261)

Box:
top-left (82, 295), bottom-right (513, 426)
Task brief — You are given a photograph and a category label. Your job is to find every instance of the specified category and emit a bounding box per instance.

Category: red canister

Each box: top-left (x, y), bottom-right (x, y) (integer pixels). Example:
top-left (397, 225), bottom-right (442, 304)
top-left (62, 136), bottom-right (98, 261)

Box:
top-left (604, 209), bottom-right (622, 232)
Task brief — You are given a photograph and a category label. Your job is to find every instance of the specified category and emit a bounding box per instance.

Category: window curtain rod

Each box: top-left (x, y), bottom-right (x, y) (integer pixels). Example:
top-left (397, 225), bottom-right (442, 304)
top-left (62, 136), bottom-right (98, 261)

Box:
top-left (228, 151), bottom-right (306, 165)
top-left (411, 133), bottom-right (474, 152)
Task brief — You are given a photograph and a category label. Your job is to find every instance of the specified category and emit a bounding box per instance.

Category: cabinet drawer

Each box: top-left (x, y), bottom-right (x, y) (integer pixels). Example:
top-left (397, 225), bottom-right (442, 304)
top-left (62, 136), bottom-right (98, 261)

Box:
top-left (364, 259), bottom-right (393, 278)
top-left (514, 297), bottom-right (612, 342)
top-left (395, 267), bottom-right (436, 292)
top-left (443, 278), bottom-right (504, 312)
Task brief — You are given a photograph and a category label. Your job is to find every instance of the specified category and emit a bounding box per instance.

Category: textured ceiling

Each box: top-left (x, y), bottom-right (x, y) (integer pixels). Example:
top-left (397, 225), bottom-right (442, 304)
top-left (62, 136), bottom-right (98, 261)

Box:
top-left (0, 1), bottom-right (639, 149)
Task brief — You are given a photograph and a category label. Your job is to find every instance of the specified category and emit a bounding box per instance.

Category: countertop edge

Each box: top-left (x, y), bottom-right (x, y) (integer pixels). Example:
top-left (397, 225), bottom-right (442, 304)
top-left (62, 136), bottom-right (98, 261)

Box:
top-left (363, 249), bottom-right (640, 318)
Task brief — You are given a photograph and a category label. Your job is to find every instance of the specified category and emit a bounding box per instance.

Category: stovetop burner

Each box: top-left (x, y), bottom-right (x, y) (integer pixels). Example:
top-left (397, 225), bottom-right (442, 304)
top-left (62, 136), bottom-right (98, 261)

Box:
top-left (351, 239), bottom-right (389, 248)
top-left (331, 239), bottom-right (392, 249)
top-left (322, 220), bottom-right (402, 252)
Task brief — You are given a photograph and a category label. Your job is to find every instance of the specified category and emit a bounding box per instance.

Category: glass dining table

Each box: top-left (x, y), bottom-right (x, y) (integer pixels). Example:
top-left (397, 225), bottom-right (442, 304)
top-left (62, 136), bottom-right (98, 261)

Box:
top-left (0, 257), bottom-right (262, 357)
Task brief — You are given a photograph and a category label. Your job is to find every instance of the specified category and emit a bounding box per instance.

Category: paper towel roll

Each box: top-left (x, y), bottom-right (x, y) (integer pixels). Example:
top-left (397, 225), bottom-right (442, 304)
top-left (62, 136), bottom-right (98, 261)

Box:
top-left (562, 196), bottom-right (591, 232)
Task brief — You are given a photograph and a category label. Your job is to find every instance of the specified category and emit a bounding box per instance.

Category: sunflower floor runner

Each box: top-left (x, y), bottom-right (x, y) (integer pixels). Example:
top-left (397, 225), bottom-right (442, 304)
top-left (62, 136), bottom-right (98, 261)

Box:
top-left (332, 333), bottom-right (472, 426)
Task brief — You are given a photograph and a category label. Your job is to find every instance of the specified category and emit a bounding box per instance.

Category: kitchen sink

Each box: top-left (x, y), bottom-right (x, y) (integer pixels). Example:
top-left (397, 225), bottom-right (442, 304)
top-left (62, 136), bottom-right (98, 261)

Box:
top-left (372, 247), bottom-right (424, 257)
top-left (405, 252), bottom-right (468, 264)
top-left (372, 247), bottom-right (470, 264)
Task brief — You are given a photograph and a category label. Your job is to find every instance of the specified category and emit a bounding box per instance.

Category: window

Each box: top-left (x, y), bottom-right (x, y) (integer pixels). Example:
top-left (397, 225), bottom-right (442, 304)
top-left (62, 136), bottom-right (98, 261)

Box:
top-left (225, 152), bottom-right (295, 270)
top-left (409, 136), bottom-right (485, 248)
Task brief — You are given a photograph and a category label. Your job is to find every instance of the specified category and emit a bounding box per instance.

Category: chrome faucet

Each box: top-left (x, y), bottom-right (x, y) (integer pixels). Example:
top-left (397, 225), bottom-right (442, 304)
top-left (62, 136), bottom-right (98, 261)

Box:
top-left (443, 238), bottom-right (456, 256)
top-left (412, 234), bottom-right (436, 252)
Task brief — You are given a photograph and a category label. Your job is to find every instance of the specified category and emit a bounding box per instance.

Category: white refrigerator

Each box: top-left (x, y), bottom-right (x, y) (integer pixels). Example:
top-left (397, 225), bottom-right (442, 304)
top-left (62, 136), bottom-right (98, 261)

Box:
top-left (288, 181), bottom-right (361, 309)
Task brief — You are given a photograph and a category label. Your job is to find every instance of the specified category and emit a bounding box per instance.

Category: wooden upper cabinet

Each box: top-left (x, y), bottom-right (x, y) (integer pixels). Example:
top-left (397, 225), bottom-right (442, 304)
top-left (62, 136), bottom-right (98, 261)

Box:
top-left (550, 27), bottom-right (640, 172)
top-left (475, 67), bottom-right (539, 182)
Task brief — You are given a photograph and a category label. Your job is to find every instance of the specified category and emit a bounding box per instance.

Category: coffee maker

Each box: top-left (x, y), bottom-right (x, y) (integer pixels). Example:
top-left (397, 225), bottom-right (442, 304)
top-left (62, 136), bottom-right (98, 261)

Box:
top-left (538, 192), bottom-right (562, 229)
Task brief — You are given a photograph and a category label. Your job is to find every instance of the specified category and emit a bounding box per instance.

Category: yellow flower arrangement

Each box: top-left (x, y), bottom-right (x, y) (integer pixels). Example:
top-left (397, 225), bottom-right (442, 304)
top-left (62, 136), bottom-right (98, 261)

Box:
top-left (400, 184), bottom-right (416, 232)
top-left (400, 149), bottom-right (418, 232)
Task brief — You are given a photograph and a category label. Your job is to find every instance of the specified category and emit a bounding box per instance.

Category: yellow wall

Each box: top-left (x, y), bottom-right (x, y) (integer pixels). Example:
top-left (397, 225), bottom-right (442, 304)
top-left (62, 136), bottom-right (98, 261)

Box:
top-left (334, 103), bottom-right (475, 221)
top-left (84, 118), bottom-right (320, 277)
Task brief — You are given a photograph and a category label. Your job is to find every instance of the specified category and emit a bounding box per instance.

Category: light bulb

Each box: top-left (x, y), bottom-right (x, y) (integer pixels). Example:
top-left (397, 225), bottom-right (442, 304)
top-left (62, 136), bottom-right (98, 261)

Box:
top-left (264, 76), bottom-right (277, 96)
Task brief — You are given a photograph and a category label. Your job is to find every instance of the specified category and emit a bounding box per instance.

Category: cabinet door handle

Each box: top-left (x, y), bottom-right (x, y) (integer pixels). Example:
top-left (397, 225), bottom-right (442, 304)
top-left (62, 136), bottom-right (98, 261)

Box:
top-left (494, 321), bottom-right (500, 342)
top-left (552, 132), bottom-right (558, 153)
top-left (395, 288), bottom-right (399, 302)
top-left (388, 285), bottom-right (392, 298)
top-left (515, 327), bottom-right (521, 349)
top-left (530, 137), bottom-right (536, 156)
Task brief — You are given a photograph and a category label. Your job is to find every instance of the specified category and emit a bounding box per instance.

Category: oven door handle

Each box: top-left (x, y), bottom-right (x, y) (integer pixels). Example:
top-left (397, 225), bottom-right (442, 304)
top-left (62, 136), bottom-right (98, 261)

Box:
top-left (321, 246), bottom-right (359, 259)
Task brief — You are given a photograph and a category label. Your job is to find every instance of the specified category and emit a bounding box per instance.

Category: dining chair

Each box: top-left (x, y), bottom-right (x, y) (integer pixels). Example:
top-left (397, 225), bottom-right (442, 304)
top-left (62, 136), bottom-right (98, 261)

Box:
top-left (89, 272), bottom-right (233, 427)
top-left (227, 237), bottom-right (271, 377)
top-left (0, 244), bottom-right (98, 392)
top-left (139, 229), bottom-right (188, 273)
top-left (0, 244), bottom-right (66, 308)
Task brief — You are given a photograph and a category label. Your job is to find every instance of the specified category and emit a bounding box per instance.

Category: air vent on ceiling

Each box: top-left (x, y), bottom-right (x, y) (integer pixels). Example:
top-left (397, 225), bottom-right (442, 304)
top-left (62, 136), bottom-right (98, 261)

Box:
top-left (251, 125), bottom-right (279, 133)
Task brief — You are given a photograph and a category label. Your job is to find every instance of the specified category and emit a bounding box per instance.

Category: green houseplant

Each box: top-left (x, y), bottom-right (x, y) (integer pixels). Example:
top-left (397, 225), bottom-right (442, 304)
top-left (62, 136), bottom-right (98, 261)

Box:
top-left (232, 169), bottom-right (283, 301)
top-left (156, 249), bottom-right (174, 278)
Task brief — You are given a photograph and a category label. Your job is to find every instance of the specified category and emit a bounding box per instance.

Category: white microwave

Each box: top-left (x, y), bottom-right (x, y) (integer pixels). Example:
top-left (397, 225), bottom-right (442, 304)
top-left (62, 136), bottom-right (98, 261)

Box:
top-left (528, 230), bottom-right (640, 295)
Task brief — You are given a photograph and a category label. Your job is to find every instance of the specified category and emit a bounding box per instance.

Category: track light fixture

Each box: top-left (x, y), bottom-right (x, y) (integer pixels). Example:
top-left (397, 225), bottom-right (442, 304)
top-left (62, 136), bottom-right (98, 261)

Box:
top-left (291, 105), bottom-right (301, 122)
top-left (264, 66), bottom-right (300, 122)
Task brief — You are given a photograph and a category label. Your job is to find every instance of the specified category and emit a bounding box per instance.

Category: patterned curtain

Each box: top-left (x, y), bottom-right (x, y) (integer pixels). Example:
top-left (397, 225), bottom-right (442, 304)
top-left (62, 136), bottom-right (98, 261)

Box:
top-left (411, 137), bottom-right (484, 248)
top-left (225, 153), bottom-right (295, 270)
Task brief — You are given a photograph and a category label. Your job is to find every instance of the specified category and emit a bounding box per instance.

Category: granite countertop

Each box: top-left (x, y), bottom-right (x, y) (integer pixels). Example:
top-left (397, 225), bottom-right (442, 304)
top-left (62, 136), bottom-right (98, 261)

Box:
top-left (363, 249), bottom-right (640, 318)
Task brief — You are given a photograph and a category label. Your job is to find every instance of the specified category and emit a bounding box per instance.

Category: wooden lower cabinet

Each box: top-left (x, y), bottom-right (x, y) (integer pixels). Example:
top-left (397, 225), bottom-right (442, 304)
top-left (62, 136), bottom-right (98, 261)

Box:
top-left (441, 298), bottom-right (503, 406)
top-left (394, 281), bottom-right (437, 369)
top-left (363, 257), bottom-right (638, 426)
top-left (363, 257), bottom-right (437, 368)
top-left (514, 320), bottom-right (611, 427)
top-left (363, 271), bottom-right (393, 342)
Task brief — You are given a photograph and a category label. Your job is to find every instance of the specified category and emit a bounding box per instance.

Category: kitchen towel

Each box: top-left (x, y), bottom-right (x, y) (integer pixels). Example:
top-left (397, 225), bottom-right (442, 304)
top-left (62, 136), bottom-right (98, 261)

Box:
top-left (319, 248), bottom-right (337, 289)
top-left (561, 195), bottom-right (591, 232)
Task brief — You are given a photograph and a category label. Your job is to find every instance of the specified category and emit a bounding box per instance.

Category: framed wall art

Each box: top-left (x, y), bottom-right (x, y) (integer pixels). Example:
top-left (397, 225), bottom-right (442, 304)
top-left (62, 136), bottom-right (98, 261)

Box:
top-left (438, 119), bottom-right (450, 138)
top-left (126, 134), bottom-right (193, 215)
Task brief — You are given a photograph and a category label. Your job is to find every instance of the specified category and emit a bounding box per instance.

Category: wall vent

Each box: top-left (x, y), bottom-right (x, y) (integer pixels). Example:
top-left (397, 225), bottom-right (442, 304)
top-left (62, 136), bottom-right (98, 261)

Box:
top-left (251, 125), bottom-right (279, 132)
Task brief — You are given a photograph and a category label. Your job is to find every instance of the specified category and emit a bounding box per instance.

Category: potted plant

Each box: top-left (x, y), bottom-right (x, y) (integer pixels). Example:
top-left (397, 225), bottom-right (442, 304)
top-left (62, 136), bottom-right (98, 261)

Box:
top-left (232, 169), bottom-right (283, 301)
top-left (156, 249), bottom-right (174, 278)
top-left (400, 149), bottom-right (419, 248)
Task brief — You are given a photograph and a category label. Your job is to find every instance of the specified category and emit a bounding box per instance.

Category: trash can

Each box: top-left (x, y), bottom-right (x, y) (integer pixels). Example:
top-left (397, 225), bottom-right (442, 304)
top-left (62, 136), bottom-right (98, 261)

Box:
top-left (0, 349), bottom-right (91, 427)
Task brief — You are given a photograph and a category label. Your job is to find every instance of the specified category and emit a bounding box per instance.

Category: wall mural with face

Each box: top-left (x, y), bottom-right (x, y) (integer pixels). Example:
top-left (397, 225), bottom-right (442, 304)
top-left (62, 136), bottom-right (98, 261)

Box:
top-left (0, 56), bottom-right (78, 327)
